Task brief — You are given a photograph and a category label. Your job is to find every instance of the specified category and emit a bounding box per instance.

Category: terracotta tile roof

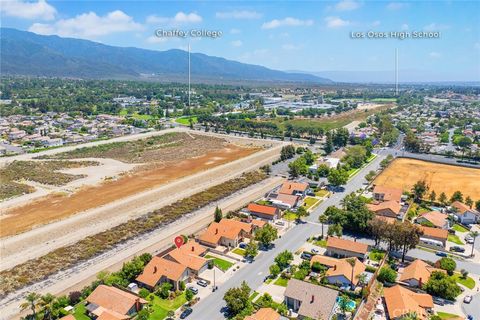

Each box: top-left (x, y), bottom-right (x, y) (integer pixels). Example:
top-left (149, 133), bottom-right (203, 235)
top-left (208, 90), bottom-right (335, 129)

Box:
top-left (175, 240), bottom-right (207, 257)
top-left (419, 226), bottom-right (448, 240)
top-left (247, 203), bottom-right (278, 217)
top-left (199, 219), bottom-right (252, 245)
top-left (59, 315), bottom-right (76, 320)
top-left (367, 200), bottom-right (401, 215)
top-left (167, 249), bottom-right (208, 272)
top-left (279, 181), bottom-right (309, 195)
top-left (452, 201), bottom-right (479, 214)
top-left (136, 257), bottom-right (186, 287)
top-left (374, 215), bottom-right (396, 224)
top-left (274, 193), bottom-right (299, 207)
top-left (373, 186), bottom-right (403, 202)
top-left (284, 279), bottom-right (339, 319)
top-left (86, 285), bottom-right (147, 316)
top-left (326, 237), bottom-right (368, 255)
top-left (383, 285), bottom-right (433, 319)
top-left (311, 256), bottom-right (366, 285)
top-left (418, 211), bottom-right (448, 228)
top-left (245, 308), bottom-right (281, 320)
top-left (251, 220), bottom-right (267, 228)
top-left (399, 259), bottom-right (444, 284)
top-left (96, 310), bottom-right (129, 320)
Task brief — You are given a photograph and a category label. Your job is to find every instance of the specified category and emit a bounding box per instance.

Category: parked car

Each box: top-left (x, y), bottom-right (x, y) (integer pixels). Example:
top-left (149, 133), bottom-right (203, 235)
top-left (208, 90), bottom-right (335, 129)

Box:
top-left (435, 251), bottom-right (448, 257)
top-left (197, 279), bottom-right (208, 287)
top-left (180, 307), bottom-right (193, 319)
top-left (450, 246), bottom-right (466, 253)
top-left (311, 248), bottom-right (320, 254)
top-left (448, 229), bottom-right (456, 234)
top-left (239, 242), bottom-right (247, 249)
top-left (467, 315), bottom-right (473, 320)
top-left (464, 295), bottom-right (473, 304)
top-left (187, 287), bottom-right (198, 294)
top-left (466, 238), bottom-right (474, 244)
top-left (300, 252), bottom-right (313, 260)
top-left (433, 297), bottom-right (445, 306)
top-left (275, 221), bottom-right (285, 226)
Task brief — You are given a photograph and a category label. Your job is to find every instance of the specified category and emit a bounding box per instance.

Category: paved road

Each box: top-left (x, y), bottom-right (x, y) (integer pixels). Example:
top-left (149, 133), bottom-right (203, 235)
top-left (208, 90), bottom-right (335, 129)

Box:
top-left (191, 153), bottom-right (385, 319)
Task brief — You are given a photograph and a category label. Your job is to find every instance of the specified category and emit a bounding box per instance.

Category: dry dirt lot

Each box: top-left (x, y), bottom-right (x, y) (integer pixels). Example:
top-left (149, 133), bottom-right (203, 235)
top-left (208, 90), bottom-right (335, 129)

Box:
top-left (0, 132), bottom-right (261, 237)
top-left (374, 158), bottom-right (480, 200)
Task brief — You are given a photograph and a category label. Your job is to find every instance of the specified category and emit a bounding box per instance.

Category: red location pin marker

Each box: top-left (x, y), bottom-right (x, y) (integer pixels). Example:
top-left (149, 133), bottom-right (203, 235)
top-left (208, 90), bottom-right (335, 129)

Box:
top-left (174, 236), bottom-right (184, 248)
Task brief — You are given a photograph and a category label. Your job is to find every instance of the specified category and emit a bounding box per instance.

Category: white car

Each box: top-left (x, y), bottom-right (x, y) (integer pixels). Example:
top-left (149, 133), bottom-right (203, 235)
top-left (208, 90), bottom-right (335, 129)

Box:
top-left (464, 295), bottom-right (472, 304)
top-left (311, 248), bottom-right (320, 254)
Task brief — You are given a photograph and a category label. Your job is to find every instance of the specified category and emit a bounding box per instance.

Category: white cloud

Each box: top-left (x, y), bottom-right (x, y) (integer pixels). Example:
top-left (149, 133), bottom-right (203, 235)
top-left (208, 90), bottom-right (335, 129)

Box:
top-left (282, 43), bottom-right (302, 51)
top-left (371, 20), bottom-right (381, 27)
top-left (401, 23), bottom-right (409, 30)
top-left (261, 17), bottom-right (314, 29)
top-left (29, 10), bottom-right (143, 39)
top-left (335, 0), bottom-right (361, 11)
top-left (325, 16), bottom-right (350, 28)
top-left (230, 28), bottom-right (241, 34)
top-left (0, 0), bottom-right (56, 20)
top-left (387, 2), bottom-right (409, 10)
top-left (216, 10), bottom-right (261, 19)
top-left (423, 23), bottom-right (450, 31)
top-left (230, 40), bottom-right (243, 47)
top-left (429, 52), bottom-right (441, 58)
top-left (146, 12), bottom-right (202, 25)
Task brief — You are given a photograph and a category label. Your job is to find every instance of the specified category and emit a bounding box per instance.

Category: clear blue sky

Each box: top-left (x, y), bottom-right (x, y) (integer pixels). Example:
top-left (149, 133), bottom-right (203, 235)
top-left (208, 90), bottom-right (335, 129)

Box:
top-left (1, 0), bottom-right (479, 81)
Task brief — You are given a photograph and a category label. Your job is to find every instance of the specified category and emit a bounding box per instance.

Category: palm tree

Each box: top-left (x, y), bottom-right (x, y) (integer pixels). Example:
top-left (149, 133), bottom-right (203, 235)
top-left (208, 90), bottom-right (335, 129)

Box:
top-left (318, 215), bottom-right (328, 239)
top-left (401, 312), bottom-right (419, 320)
top-left (346, 258), bottom-right (356, 290)
top-left (38, 293), bottom-right (56, 320)
top-left (20, 292), bottom-right (40, 319)
top-left (469, 231), bottom-right (479, 257)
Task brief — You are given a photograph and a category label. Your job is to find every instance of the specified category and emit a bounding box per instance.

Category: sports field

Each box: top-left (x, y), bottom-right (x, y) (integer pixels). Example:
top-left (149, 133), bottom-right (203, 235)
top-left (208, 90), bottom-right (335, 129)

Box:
top-left (374, 158), bottom-right (480, 200)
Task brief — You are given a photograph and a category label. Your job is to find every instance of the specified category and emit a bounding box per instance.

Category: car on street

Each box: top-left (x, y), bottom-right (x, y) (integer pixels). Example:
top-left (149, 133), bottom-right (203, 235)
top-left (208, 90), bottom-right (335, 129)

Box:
top-left (450, 246), bottom-right (466, 253)
top-left (464, 295), bottom-right (473, 304)
top-left (197, 279), bottom-right (208, 287)
top-left (300, 252), bottom-right (313, 260)
top-left (180, 307), bottom-right (193, 319)
top-left (188, 286), bottom-right (198, 294)
top-left (435, 251), bottom-right (448, 257)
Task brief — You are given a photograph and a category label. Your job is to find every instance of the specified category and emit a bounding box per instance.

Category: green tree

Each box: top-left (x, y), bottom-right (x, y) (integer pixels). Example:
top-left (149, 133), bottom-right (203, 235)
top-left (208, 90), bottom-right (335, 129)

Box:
top-left (411, 180), bottom-right (429, 202)
top-left (327, 168), bottom-right (349, 187)
top-left (324, 132), bottom-right (334, 154)
top-left (423, 271), bottom-right (461, 300)
top-left (437, 257), bottom-right (456, 276)
top-left (269, 264), bottom-right (281, 277)
top-left (185, 289), bottom-right (194, 301)
top-left (343, 145), bottom-right (368, 168)
top-left (223, 281), bottom-right (251, 316)
top-left (450, 191), bottom-right (463, 203)
top-left (327, 224), bottom-right (343, 237)
top-left (475, 200), bottom-right (480, 211)
top-left (318, 215), bottom-right (328, 239)
top-left (245, 240), bottom-right (258, 258)
top-left (465, 196), bottom-right (473, 208)
top-left (274, 250), bottom-right (294, 270)
top-left (439, 192), bottom-right (447, 205)
top-left (346, 258), bottom-right (356, 290)
top-left (429, 190), bottom-right (436, 203)
top-left (297, 206), bottom-right (309, 220)
top-left (157, 282), bottom-right (172, 299)
top-left (20, 292), bottom-right (41, 319)
top-left (214, 206), bottom-right (223, 223)
top-left (365, 170), bottom-right (376, 182)
top-left (377, 266), bottom-right (397, 283)
top-left (469, 231), bottom-right (479, 257)
top-left (38, 293), bottom-right (56, 320)
top-left (254, 224), bottom-right (278, 247)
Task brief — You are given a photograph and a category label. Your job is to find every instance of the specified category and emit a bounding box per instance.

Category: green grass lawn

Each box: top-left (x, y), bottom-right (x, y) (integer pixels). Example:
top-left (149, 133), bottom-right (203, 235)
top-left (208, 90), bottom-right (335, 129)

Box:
top-left (73, 303), bottom-right (91, 320)
top-left (313, 239), bottom-right (327, 248)
top-left (303, 197), bottom-right (321, 210)
top-left (451, 273), bottom-right (476, 289)
top-left (315, 189), bottom-right (329, 197)
top-left (149, 292), bottom-right (187, 320)
top-left (232, 248), bottom-right (246, 256)
top-left (369, 249), bottom-right (385, 262)
top-left (452, 224), bottom-right (469, 233)
top-left (175, 116), bottom-right (198, 125)
top-left (274, 277), bottom-right (289, 287)
top-left (448, 234), bottom-right (465, 245)
top-left (205, 255), bottom-right (234, 271)
top-left (283, 211), bottom-right (298, 221)
top-left (437, 312), bottom-right (461, 320)
top-left (249, 291), bottom-right (260, 302)
top-left (256, 199), bottom-right (272, 205)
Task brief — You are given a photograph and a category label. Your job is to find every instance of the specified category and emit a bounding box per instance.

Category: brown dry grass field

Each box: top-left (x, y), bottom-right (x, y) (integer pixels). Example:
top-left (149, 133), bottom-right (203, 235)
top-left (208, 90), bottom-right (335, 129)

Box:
top-left (374, 158), bottom-right (480, 200)
top-left (0, 133), bottom-right (259, 237)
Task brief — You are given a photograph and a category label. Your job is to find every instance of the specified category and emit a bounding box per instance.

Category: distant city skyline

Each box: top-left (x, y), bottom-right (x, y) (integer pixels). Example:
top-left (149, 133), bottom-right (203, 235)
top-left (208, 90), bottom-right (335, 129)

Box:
top-left (1, 0), bottom-right (479, 81)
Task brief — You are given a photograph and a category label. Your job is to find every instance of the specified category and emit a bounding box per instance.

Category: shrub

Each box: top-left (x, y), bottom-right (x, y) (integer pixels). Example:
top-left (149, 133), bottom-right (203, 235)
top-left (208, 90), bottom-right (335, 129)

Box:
top-left (139, 288), bottom-right (150, 299)
top-left (437, 257), bottom-right (456, 276)
top-left (377, 266), bottom-right (397, 283)
top-left (68, 291), bottom-right (81, 305)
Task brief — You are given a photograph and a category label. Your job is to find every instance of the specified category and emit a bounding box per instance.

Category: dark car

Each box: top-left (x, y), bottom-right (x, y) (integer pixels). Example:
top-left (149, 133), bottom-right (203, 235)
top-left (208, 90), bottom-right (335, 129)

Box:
top-left (180, 308), bottom-right (193, 319)
top-left (450, 246), bottom-right (466, 253)
top-left (187, 286), bottom-right (198, 294)
top-left (300, 252), bottom-right (313, 260)
top-left (435, 251), bottom-right (448, 257)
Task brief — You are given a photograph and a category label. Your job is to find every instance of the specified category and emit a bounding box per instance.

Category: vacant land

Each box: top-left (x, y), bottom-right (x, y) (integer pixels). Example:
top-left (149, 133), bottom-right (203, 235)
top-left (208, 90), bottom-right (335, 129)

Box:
top-left (374, 158), bottom-right (480, 200)
top-left (0, 160), bottom-right (98, 200)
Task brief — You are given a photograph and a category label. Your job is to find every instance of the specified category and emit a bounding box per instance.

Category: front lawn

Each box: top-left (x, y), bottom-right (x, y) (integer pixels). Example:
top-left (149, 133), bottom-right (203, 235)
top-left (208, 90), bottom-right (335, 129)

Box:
top-left (205, 255), bottom-right (234, 271)
top-left (256, 199), bottom-right (272, 205)
top-left (437, 312), bottom-right (461, 320)
top-left (149, 292), bottom-right (187, 320)
top-left (315, 189), bottom-right (330, 197)
top-left (448, 234), bottom-right (464, 245)
top-left (274, 277), bottom-right (289, 287)
top-left (303, 197), bottom-right (321, 210)
top-left (451, 273), bottom-right (476, 289)
top-left (249, 291), bottom-right (259, 302)
top-left (175, 116), bottom-right (198, 125)
top-left (232, 248), bottom-right (246, 256)
top-left (452, 224), bottom-right (468, 233)
top-left (313, 239), bottom-right (327, 248)
top-left (283, 211), bottom-right (298, 221)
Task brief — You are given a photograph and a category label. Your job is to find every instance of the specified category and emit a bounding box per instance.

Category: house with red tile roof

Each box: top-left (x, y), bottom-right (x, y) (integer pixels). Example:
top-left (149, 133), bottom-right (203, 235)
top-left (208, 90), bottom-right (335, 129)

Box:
top-left (247, 203), bottom-right (280, 220)
top-left (136, 256), bottom-right (189, 290)
top-left (451, 201), bottom-right (480, 225)
top-left (383, 285), bottom-right (433, 320)
top-left (86, 285), bottom-right (147, 319)
top-left (416, 211), bottom-right (449, 229)
top-left (419, 226), bottom-right (448, 248)
top-left (245, 308), bottom-right (280, 320)
top-left (279, 181), bottom-right (309, 198)
top-left (367, 200), bottom-right (402, 219)
top-left (399, 259), bottom-right (444, 287)
top-left (269, 193), bottom-right (300, 210)
top-left (373, 186), bottom-right (403, 203)
top-left (326, 237), bottom-right (368, 260)
top-left (311, 255), bottom-right (366, 288)
top-left (198, 219), bottom-right (254, 248)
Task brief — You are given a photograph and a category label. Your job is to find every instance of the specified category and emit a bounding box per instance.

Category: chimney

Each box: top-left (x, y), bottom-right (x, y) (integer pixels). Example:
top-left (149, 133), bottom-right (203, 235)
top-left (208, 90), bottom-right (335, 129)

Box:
top-left (153, 266), bottom-right (157, 273)
top-left (135, 298), bottom-right (141, 312)
top-left (419, 277), bottom-right (422, 287)
top-left (215, 228), bottom-right (218, 234)
top-left (333, 265), bottom-right (337, 271)
top-left (191, 246), bottom-right (195, 252)
top-left (311, 295), bottom-right (315, 303)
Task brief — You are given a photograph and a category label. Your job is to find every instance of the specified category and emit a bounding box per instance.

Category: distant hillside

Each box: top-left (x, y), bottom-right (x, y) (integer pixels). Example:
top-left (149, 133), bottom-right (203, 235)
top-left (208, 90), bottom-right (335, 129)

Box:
top-left (0, 28), bottom-right (332, 84)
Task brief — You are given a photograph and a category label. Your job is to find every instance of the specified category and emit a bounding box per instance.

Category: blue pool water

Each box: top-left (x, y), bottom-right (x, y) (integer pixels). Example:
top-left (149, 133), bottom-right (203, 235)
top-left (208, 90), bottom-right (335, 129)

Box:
top-left (336, 297), bottom-right (356, 310)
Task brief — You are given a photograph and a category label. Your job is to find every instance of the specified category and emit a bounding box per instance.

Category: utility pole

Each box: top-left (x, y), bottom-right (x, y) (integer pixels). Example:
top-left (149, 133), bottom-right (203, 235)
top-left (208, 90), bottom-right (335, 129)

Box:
top-left (188, 42), bottom-right (191, 107)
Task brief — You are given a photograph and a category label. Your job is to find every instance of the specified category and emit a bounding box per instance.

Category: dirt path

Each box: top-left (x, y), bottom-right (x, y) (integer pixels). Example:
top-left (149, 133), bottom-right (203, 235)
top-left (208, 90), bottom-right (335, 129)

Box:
top-left (1, 177), bottom-right (284, 320)
top-left (0, 145), bottom-right (283, 270)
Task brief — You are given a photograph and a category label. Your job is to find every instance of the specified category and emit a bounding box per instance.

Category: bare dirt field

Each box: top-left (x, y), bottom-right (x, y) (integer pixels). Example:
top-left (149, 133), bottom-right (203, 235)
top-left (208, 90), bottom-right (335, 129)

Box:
top-left (0, 132), bottom-right (261, 237)
top-left (374, 158), bottom-right (480, 200)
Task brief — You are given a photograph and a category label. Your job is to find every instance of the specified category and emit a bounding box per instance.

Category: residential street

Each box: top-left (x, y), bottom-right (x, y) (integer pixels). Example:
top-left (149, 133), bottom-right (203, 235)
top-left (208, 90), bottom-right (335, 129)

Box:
top-left (191, 153), bottom-right (386, 319)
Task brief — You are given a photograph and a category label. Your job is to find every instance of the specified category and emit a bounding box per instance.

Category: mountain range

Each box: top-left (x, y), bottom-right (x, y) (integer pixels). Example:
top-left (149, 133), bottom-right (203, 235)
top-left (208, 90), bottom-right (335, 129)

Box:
top-left (0, 28), bottom-right (332, 84)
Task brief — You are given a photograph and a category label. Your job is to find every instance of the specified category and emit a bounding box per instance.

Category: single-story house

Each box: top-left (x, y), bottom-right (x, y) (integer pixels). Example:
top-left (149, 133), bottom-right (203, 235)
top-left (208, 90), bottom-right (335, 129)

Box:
top-left (372, 186), bottom-right (403, 203)
top-left (136, 256), bottom-right (188, 290)
top-left (279, 181), bottom-right (309, 198)
top-left (325, 237), bottom-right (368, 260)
top-left (416, 211), bottom-right (449, 229)
top-left (310, 255), bottom-right (366, 288)
top-left (451, 201), bottom-right (479, 225)
top-left (399, 259), bottom-right (444, 287)
top-left (419, 226), bottom-right (448, 248)
top-left (245, 308), bottom-right (281, 320)
top-left (247, 203), bottom-right (280, 220)
top-left (198, 219), bottom-right (254, 248)
top-left (367, 200), bottom-right (401, 218)
top-left (284, 279), bottom-right (339, 320)
top-left (269, 193), bottom-right (300, 210)
top-left (86, 285), bottom-right (147, 319)
top-left (383, 285), bottom-right (433, 320)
